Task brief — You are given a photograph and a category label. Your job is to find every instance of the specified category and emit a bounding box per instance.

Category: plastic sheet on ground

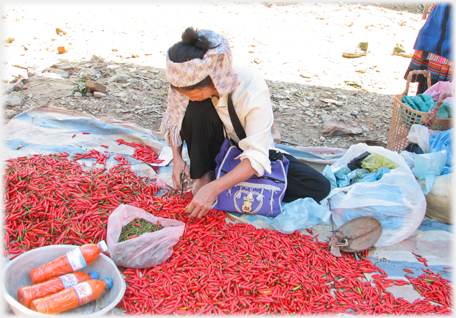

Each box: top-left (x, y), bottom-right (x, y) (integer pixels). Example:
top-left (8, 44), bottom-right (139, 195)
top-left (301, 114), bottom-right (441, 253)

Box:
top-left (3, 106), bottom-right (173, 189)
top-left (3, 107), bottom-right (452, 312)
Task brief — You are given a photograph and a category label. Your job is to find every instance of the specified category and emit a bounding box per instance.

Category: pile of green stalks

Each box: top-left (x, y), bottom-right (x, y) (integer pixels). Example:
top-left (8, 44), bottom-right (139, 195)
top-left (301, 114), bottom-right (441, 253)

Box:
top-left (118, 218), bottom-right (163, 243)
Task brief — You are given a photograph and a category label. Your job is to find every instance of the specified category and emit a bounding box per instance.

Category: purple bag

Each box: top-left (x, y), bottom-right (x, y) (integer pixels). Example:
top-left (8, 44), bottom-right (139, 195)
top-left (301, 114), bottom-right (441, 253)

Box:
top-left (212, 138), bottom-right (289, 217)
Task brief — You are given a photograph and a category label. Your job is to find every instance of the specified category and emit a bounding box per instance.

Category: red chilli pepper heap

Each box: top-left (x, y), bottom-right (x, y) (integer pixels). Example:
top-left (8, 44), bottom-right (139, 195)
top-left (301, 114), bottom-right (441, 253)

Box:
top-left (3, 151), bottom-right (452, 315)
top-left (116, 139), bottom-right (163, 173)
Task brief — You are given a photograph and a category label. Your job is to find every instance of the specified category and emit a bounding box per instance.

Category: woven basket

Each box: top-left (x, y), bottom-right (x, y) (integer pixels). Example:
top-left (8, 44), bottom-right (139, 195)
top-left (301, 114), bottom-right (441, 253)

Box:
top-left (386, 70), bottom-right (453, 152)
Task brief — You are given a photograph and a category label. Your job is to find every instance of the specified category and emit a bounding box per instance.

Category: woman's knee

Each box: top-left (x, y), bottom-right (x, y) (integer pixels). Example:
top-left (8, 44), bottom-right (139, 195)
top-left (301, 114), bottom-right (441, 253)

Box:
top-left (185, 99), bottom-right (220, 126)
top-left (181, 99), bottom-right (223, 141)
top-left (314, 175), bottom-right (331, 202)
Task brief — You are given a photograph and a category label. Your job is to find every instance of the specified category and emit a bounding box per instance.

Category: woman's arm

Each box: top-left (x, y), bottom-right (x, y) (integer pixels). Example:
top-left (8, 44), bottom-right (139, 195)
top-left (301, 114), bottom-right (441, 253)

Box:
top-left (185, 158), bottom-right (256, 219)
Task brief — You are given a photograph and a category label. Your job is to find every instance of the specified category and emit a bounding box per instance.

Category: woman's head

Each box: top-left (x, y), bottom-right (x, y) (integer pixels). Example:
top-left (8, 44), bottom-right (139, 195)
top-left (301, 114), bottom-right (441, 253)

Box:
top-left (162, 27), bottom-right (240, 147)
top-left (168, 27), bottom-right (214, 92)
top-left (165, 27), bottom-right (239, 99)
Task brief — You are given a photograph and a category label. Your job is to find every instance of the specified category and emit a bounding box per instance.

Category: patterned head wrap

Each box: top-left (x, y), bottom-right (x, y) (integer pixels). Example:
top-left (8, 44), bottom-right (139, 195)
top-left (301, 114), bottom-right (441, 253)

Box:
top-left (160, 29), bottom-right (240, 147)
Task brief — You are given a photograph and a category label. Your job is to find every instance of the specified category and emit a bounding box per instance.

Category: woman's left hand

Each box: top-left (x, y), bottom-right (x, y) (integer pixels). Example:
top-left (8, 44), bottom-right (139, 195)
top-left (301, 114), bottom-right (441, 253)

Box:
top-left (185, 183), bottom-right (217, 219)
top-left (185, 159), bottom-right (256, 219)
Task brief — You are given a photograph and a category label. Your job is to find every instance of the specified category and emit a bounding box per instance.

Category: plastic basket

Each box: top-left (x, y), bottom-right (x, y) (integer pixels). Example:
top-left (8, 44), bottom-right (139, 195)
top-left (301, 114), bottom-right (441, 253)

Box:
top-left (386, 70), bottom-right (453, 152)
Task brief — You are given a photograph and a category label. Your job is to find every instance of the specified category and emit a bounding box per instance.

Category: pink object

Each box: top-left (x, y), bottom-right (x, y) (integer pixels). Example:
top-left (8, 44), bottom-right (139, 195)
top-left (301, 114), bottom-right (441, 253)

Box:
top-left (423, 81), bottom-right (453, 104)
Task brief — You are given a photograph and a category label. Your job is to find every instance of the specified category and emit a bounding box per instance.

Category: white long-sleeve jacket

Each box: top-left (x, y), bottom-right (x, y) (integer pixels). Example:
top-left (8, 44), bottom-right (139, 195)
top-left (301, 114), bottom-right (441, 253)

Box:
top-left (211, 65), bottom-right (276, 176)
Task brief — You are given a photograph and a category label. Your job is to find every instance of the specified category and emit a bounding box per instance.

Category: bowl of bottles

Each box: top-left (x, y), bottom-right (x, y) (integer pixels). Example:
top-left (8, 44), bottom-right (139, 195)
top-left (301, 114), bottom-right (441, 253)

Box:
top-left (2, 244), bottom-right (126, 316)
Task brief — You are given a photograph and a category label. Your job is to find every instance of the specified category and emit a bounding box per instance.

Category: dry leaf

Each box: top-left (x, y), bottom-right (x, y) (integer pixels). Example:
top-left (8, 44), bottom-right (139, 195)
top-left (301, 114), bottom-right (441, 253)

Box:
top-left (56, 28), bottom-right (67, 36)
top-left (57, 46), bottom-right (67, 54)
top-left (4, 37), bottom-right (14, 43)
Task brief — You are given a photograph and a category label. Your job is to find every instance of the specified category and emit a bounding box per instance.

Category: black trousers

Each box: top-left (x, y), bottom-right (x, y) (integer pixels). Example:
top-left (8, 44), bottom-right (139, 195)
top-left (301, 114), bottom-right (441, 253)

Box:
top-left (180, 99), bottom-right (331, 203)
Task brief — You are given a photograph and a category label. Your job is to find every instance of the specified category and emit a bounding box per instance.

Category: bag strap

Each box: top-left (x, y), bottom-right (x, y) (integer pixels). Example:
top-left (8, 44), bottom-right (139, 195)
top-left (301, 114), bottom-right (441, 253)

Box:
top-left (227, 93), bottom-right (247, 140)
top-left (227, 93), bottom-right (284, 162)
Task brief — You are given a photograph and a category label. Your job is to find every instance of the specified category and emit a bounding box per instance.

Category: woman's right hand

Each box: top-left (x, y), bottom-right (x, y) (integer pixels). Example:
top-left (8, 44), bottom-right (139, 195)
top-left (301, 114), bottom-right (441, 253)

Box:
top-left (172, 158), bottom-right (190, 192)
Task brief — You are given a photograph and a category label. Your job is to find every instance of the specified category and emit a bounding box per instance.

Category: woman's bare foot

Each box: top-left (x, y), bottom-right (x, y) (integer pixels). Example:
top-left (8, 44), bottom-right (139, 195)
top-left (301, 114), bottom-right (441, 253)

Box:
top-left (192, 171), bottom-right (213, 195)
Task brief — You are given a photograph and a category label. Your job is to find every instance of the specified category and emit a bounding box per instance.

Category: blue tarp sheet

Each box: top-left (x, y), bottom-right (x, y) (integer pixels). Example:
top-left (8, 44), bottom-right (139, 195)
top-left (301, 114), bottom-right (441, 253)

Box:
top-left (4, 106), bottom-right (453, 300)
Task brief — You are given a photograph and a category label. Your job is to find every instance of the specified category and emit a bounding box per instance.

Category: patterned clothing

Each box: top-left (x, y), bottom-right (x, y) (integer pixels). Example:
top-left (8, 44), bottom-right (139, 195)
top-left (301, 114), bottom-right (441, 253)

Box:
top-left (404, 3), bottom-right (453, 94)
top-left (407, 50), bottom-right (453, 83)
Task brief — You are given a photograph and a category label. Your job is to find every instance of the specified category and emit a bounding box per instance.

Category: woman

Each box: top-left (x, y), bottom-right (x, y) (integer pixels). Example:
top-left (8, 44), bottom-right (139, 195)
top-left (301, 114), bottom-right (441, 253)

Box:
top-left (404, 3), bottom-right (452, 94)
top-left (160, 27), bottom-right (330, 219)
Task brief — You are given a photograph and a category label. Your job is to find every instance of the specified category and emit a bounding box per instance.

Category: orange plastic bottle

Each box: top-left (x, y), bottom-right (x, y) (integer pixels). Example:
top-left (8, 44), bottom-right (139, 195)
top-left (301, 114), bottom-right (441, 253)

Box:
top-left (29, 278), bottom-right (112, 314)
top-left (17, 271), bottom-right (98, 308)
top-left (30, 241), bottom-right (108, 284)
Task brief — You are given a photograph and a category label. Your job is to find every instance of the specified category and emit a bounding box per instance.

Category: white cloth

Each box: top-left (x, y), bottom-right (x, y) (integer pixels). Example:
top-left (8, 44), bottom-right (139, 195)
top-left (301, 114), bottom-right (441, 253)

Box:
top-left (212, 65), bottom-right (276, 176)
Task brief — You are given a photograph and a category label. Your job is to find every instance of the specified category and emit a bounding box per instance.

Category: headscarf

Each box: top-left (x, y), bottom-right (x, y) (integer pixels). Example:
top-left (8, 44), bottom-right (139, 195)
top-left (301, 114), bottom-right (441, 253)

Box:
top-left (160, 29), bottom-right (241, 147)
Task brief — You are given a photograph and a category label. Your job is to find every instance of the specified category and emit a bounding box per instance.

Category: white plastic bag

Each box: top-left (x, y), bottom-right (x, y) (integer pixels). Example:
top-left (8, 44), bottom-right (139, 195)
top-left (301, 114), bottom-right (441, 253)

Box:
top-left (321, 144), bottom-right (426, 247)
top-left (412, 150), bottom-right (447, 192)
top-left (106, 204), bottom-right (185, 268)
top-left (406, 124), bottom-right (431, 153)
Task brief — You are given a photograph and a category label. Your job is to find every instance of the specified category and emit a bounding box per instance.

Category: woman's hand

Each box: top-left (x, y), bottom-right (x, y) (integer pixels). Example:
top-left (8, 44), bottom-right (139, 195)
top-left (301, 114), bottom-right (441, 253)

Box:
top-left (185, 182), bottom-right (217, 219)
top-left (172, 159), bottom-right (190, 192)
top-left (170, 142), bottom-right (190, 192)
top-left (185, 159), bottom-right (256, 219)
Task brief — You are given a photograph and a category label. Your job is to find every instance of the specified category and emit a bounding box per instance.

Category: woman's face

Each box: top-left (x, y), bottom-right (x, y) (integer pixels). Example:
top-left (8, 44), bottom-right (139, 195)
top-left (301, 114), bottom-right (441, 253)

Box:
top-left (176, 85), bottom-right (219, 101)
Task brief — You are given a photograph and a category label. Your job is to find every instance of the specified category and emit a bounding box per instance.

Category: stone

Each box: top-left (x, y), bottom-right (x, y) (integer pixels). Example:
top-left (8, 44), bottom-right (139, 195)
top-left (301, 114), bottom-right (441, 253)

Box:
top-left (74, 92), bottom-right (83, 98)
top-left (45, 68), bottom-right (69, 78)
top-left (300, 100), bottom-right (310, 107)
top-left (319, 136), bottom-right (326, 142)
top-left (4, 92), bottom-right (24, 107)
top-left (351, 110), bottom-right (359, 116)
top-left (14, 81), bottom-right (24, 91)
top-left (85, 81), bottom-right (107, 93)
top-left (305, 110), bottom-right (314, 117)
top-left (90, 55), bottom-right (105, 63)
top-left (321, 98), bottom-right (344, 106)
top-left (79, 68), bottom-right (102, 81)
top-left (93, 92), bottom-right (106, 98)
top-left (322, 119), bottom-right (363, 136)
top-left (112, 72), bottom-right (129, 83)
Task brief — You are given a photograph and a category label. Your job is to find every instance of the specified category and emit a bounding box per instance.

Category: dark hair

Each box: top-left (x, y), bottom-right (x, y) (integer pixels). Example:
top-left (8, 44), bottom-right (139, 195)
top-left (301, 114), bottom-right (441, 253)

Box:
top-left (168, 27), bottom-right (214, 91)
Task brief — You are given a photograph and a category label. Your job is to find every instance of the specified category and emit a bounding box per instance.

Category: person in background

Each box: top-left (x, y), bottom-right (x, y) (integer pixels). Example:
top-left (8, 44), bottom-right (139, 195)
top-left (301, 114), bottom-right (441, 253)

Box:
top-left (404, 3), bottom-right (453, 94)
top-left (160, 27), bottom-right (331, 219)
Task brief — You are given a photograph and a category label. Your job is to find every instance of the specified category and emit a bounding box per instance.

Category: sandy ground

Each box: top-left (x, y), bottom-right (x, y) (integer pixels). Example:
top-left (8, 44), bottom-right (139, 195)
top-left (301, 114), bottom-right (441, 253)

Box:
top-left (2, 1), bottom-right (425, 94)
top-left (1, 2), bottom-right (428, 148)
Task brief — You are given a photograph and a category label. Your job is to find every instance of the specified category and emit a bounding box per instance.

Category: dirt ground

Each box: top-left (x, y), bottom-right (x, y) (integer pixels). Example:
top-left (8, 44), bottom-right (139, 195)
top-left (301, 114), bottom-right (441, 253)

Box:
top-left (2, 2), bottom-right (427, 149)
